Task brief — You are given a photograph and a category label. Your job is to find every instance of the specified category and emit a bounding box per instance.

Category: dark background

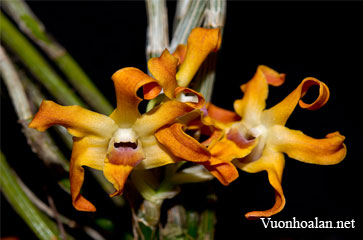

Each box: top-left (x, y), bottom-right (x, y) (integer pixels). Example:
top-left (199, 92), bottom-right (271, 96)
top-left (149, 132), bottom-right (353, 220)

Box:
top-left (1, 1), bottom-right (362, 239)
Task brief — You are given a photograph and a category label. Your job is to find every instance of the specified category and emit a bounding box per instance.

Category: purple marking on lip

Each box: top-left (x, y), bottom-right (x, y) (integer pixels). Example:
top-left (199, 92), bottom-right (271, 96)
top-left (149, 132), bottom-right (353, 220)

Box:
top-left (227, 128), bottom-right (255, 148)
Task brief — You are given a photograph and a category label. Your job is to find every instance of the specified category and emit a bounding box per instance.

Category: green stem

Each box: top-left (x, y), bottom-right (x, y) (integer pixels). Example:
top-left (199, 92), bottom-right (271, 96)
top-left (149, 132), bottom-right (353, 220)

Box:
top-left (2, 0), bottom-right (113, 114)
top-left (0, 151), bottom-right (73, 240)
top-left (0, 12), bottom-right (86, 107)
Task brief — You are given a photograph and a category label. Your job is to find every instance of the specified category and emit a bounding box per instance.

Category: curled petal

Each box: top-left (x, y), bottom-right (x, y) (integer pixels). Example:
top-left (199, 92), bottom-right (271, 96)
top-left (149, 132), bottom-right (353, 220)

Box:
top-left (262, 77), bottom-right (330, 127)
top-left (70, 137), bottom-right (109, 211)
top-left (269, 125), bottom-right (346, 165)
top-left (133, 100), bottom-right (195, 137)
top-left (174, 87), bottom-right (205, 108)
top-left (237, 149), bottom-right (286, 219)
top-left (111, 67), bottom-right (162, 127)
top-left (202, 158), bottom-right (239, 186)
top-left (172, 44), bottom-right (187, 65)
top-left (234, 65), bottom-right (285, 125)
top-left (148, 49), bottom-right (179, 99)
top-left (29, 100), bottom-right (118, 139)
top-left (155, 123), bottom-right (211, 162)
top-left (176, 28), bottom-right (221, 87)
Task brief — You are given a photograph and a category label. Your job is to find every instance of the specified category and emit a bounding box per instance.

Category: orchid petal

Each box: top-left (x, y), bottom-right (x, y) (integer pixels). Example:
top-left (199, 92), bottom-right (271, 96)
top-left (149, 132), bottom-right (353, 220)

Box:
top-left (174, 87), bottom-right (205, 108)
top-left (202, 158), bottom-right (239, 186)
top-left (209, 137), bottom-right (255, 162)
top-left (133, 100), bottom-right (195, 137)
top-left (29, 100), bottom-right (118, 139)
top-left (237, 148), bottom-right (286, 219)
top-left (176, 28), bottom-right (221, 87)
top-left (172, 44), bottom-right (187, 65)
top-left (234, 65), bottom-right (285, 125)
top-left (70, 137), bottom-right (109, 211)
top-left (136, 135), bottom-right (178, 169)
top-left (155, 123), bottom-right (211, 162)
top-left (269, 125), bottom-right (346, 165)
top-left (148, 49), bottom-right (179, 99)
top-left (110, 67), bottom-right (162, 127)
top-left (262, 77), bottom-right (330, 127)
top-left (206, 103), bottom-right (241, 124)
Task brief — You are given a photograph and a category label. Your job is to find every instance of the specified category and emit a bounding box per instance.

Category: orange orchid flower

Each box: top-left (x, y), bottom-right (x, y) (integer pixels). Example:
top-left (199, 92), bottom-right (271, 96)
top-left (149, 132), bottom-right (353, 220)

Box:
top-left (204, 65), bottom-right (346, 219)
top-left (29, 67), bottom-right (201, 212)
top-left (28, 27), bottom-right (222, 212)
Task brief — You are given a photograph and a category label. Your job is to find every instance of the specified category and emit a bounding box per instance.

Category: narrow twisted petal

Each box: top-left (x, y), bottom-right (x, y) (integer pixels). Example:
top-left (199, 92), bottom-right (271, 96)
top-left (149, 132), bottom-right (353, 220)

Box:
top-left (70, 137), bottom-right (109, 211)
top-left (234, 65), bottom-right (285, 125)
top-left (176, 28), bottom-right (221, 87)
top-left (268, 125), bottom-right (346, 165)
top-left (155, 123), bottom-right (211, 162)
top-left (29, 100), bottom-right (118, 139)
top-left (262, 77), bottom-right (330, 127)
top-left (110, 67), bottom-right (162, 127)
top-left (148, 49), bottom-right (179, 99)
top-left (237, 148), bottom-right (286, 219)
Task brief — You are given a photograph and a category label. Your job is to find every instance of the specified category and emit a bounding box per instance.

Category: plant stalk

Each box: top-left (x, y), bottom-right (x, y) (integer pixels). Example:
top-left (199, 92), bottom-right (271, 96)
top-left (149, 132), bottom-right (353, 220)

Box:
top-left (0, 12), bottom-right (86, 107)
top-left (2, 0), bottom-right (113, 114)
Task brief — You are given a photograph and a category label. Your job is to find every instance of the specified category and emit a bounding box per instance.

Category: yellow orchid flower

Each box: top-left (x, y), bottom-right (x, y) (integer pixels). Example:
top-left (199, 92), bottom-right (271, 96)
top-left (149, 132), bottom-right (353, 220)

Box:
top-left (203, 65), bottom-right (346, 219)
top-left (29, 67), bottom-right (201, 212)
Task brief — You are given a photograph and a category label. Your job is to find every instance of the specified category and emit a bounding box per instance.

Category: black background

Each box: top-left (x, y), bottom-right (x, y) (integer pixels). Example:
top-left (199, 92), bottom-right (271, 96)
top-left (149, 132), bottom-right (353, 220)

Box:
top-left (1, 1), bottom-right (363, 239)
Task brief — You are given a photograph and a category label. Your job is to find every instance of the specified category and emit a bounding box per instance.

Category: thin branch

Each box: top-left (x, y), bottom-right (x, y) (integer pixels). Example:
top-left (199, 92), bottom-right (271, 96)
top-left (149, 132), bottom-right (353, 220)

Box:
top-left (0, 151), bottom-right (70, 240)
top-left (17, 177), bottom-right (106, 240)
top-left (48, 195), bottom-right (67, 240)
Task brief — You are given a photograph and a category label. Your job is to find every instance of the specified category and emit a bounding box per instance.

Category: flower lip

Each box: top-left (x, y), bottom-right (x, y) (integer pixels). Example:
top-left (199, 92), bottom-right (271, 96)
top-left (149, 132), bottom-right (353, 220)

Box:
top-left (114, 141), bottom-right (138, 149)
